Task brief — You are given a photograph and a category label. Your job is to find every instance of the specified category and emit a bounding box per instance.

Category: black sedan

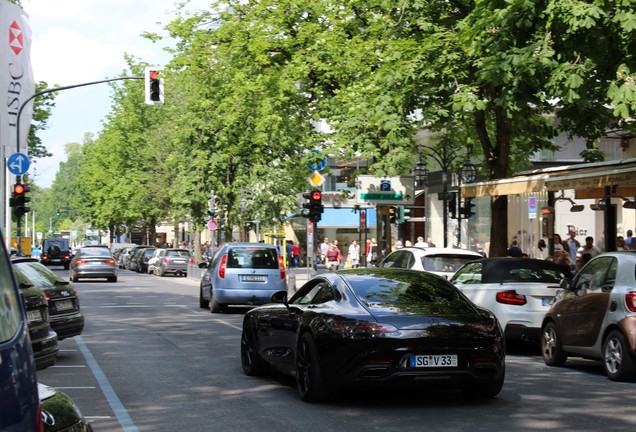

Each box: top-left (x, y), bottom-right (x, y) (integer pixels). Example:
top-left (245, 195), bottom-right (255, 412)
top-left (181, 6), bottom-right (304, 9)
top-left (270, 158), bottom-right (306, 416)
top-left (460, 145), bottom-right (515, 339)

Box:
top-left (241, 268), bottom-right (505, 402)
top-left (12, 258), bottom-right (84, 340)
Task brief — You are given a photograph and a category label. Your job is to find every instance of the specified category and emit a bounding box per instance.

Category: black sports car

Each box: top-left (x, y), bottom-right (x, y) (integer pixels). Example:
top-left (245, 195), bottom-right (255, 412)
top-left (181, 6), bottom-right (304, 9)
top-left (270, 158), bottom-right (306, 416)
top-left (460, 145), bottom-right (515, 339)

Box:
top-left (241, 268), bottom-right (505, 402)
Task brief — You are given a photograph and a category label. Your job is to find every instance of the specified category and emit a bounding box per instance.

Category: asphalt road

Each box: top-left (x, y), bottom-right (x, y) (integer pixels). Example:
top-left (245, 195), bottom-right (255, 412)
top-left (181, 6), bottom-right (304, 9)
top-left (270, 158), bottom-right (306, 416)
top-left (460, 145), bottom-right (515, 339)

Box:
top-left (38, 268), bottom-right (636, 432)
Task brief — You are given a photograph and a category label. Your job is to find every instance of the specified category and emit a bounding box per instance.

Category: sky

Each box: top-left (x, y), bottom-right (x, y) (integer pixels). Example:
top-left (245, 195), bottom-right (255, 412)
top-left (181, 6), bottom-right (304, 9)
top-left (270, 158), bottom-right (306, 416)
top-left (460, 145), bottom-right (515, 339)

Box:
top-left (24, 0), bottom-right (211, 187)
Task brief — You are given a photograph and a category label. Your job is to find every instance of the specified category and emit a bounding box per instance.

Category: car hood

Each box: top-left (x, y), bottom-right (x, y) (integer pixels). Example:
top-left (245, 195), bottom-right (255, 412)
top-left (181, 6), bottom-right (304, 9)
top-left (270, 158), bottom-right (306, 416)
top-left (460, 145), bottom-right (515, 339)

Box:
top-left (39, 383), bottom-right (87, 431)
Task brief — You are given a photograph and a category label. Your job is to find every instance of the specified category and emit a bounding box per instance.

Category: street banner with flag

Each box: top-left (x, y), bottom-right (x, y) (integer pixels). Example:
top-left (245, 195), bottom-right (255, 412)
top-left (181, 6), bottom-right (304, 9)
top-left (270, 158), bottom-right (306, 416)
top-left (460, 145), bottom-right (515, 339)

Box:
top-left (0, 0), bottom-right (35, 155)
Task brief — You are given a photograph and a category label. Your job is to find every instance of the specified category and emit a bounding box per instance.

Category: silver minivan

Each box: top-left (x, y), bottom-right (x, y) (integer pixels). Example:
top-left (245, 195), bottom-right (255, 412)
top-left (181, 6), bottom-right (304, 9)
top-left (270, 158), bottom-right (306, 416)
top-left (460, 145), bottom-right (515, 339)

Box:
top-left (199, 243), bottom-right (286, 312)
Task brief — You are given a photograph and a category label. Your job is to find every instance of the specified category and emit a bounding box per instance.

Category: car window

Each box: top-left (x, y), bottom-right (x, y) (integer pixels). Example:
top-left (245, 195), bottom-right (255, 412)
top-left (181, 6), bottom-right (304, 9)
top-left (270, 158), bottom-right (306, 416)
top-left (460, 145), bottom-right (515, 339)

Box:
top-left (0, 245), bottom-right (21, 343)
top-left (44, 239), bottom-right (69, 250)
top-left (574, 256), bottom-right (614, 292)
top-left (381, 251), bottom-right (410, 269)
top-left (350, 274), bottom-right (477, 314)
top-left (292, 281), bottom-right (338, 305)
top-left (167, 250), bottom-right (190, 258)
top-left (451, 262), bottom-right (483, 284)
top-left (422, 255), bottom-right (479, 273)
top-left (227, 247), bottom-right (278, 269)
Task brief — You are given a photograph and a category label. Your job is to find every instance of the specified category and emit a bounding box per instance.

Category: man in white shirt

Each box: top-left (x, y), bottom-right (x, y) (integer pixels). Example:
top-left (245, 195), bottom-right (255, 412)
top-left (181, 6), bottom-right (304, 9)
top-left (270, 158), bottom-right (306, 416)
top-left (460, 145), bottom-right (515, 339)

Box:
top-left (414, 236), bottom-right (428, 247)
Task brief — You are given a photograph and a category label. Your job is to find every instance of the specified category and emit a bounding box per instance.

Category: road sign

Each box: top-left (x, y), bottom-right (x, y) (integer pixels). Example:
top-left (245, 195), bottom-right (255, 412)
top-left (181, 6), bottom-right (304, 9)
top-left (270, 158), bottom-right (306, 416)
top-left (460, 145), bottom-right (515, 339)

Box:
top-left (307, 150), bottom-right (327, 171)
top-left (356, 175), bottom-right (415, 205)
top-left (7, 152), bottom-right (30, 175)
top-left (207, 220), bottom-right (218, 231)
top-left (528, 196), bottom-right (537, 219)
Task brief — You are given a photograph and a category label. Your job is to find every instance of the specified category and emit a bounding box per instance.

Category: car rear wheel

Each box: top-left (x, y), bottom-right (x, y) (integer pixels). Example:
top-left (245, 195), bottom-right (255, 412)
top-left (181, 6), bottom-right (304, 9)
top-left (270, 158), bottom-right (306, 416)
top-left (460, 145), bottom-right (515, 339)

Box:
top-left (71, 274), bottom-right (79, 283)
top-left (296, 332), bottom-right (332, 402)
top-left (107, 276), bottom-right (117, 283)
top-left (241, 326), bottom-right (269, 376)
top-left (210, 290), bottom-right (225, 313)
top-left (603, 330), bottom-right (636, 381)
top-left (199, 286), bottom-right (209, 309)
top-left (461, 369), bottom-right (505, 399)
top-left (541, 322), bottom-right (567, 366)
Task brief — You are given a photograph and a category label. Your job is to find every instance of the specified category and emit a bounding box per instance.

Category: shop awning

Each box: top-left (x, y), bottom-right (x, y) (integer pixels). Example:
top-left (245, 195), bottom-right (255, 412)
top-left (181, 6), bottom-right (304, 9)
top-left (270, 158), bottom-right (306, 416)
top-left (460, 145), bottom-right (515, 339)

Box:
top-left (545, 165), bottom-right (636, 191)
top-left (461, 174), bottom-right (549, 198)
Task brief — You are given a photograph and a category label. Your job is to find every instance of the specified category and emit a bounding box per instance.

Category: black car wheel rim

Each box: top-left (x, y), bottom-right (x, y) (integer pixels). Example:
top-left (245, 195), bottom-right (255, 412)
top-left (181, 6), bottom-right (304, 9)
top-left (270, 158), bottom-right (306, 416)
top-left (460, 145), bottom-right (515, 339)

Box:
top-left (604, 336), bottom-right (623, 375)
top-left (296, 338), bottom-right (311, 394)
top-left (241, 332), bottom-right (255, 368)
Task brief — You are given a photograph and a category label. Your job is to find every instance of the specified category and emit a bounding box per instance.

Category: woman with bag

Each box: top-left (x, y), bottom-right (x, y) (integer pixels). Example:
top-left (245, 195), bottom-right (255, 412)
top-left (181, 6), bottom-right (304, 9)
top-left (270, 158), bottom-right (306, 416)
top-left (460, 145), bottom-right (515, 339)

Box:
top-left (326, 243), bottom-right (340, 271)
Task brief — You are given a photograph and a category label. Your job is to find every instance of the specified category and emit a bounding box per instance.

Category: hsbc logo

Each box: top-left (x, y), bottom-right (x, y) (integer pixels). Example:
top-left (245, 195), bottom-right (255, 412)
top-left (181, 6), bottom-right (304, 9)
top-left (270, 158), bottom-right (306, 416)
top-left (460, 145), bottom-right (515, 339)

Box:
top-left (9, 21), bottom-right (23, 55)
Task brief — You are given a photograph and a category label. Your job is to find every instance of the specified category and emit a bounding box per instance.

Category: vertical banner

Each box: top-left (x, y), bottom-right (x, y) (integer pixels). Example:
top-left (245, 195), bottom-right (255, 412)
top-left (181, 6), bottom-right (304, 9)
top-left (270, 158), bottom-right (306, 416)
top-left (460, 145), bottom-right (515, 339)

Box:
top-left (0, 0), bottom-right (35, 154)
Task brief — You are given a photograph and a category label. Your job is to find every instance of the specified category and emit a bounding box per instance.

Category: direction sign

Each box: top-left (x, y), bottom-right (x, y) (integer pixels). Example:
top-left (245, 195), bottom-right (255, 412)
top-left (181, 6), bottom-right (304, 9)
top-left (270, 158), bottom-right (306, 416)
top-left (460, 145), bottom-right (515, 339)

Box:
top-left (7, 152), bottom-right (30, 175)
top-left (356, 175), bottom-right (415, 205)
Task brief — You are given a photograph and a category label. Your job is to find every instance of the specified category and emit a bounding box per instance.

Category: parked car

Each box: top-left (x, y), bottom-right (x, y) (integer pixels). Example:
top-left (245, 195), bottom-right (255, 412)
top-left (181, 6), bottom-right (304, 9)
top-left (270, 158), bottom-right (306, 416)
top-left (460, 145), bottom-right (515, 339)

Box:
top-left (241, 268), bottom-right (505, 401)
top-left (450, 258), bottom-right (572, 343)
top-left (127, 246), bottom-right (152, 271)
top-left (12, 257), bottom-right (84, 340)
top-left (0, 229), bottom-right (40, 431)
top-left (155, 248), bottom-right (191, 277)
top-left (117, 246), bottom-right (135, 269)
top-left (40, 237), bottom-right (72, 270)
top-left (541, 251), bottom-right (636, 381)
top-left (199, 242), bottom-right (286, 312)
top-left (135, 247), bottom-right (157, 273)
top-left (69, 247), bottom-right (118, 282)
top-left (147, 248), bottom-right (163, 274)
top-left (17, 272), bottom-right (59, 370)
top-left (39, 382), bottom-right (93, 431)
top-left (379, 247), bottom-right (483, 279)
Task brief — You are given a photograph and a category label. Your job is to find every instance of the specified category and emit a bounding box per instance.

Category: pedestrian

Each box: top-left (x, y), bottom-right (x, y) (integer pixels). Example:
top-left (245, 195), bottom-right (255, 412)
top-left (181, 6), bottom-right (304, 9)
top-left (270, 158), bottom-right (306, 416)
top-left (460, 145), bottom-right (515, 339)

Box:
top-left (551, 243), bottom-right (573, 271)
top-left (319, 237), bottom-right (330, 264)
top-left (536, 239), bottom-right (548, 260)
top-left (405, 240), bottom-right (413, 247)
top-left (414, 236), bottom-right (428, 247)
top-left (426, 237), bottom-right (436, 247)
top-left (577, 236), bottom-right (601, 259)
top-left (367, 238), bottom-right (378, 267)
top-left (563, 227), bottom-right (580, 267)
top-left (347, 240), bottom-right (360, 268)
top-left (626, 230), bottom-right (634, 249)
top-left (326, 243), bottom-right (340, 271)
top-left (507, 239), bottom-right (523, 257)
top-left (292, 242), bottom-right (300, 268)
top-left (616, 236), bottom-right (627, 251)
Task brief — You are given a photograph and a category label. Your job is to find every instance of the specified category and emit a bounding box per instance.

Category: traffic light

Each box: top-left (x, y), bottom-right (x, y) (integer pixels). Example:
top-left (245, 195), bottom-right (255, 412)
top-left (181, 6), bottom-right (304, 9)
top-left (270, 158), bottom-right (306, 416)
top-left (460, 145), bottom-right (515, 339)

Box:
top-left (12, 182), bottom-right (31, 218)
top-left (463, 198), bottom-right (476, 218)
top-left (309, 190), bottom-right (323, 222)
top-left (56, 208), bottom-right (61, 217)
top-left (145, 67), bottom-right (164, 105)
top-left (399, 206), bottom-right (411, 223)
top-left (389, 206), bottom-right (397, 224)
top-left (301, 192), bottom-right (312, 218)
top-left (448, 193), bottom-right (457, 219)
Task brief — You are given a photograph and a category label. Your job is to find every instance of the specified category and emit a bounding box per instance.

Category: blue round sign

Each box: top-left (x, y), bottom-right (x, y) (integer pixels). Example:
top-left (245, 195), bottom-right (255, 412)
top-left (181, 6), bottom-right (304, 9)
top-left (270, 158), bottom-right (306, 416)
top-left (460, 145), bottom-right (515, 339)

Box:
top-left (306, 150), bottom-right (327, 171)
top-left (7, 152), bottom-right (30, 175)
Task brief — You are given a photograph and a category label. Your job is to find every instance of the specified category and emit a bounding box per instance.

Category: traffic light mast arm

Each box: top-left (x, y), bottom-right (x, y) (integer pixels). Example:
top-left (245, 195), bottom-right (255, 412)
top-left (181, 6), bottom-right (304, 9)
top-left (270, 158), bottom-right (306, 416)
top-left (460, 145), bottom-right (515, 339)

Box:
top-left (15, 77), bottom-right (144, 158)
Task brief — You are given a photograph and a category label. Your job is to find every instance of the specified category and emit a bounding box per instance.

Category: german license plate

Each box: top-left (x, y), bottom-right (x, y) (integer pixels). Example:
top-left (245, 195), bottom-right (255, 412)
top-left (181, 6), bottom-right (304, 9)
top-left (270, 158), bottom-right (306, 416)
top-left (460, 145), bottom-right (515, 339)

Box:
top-left (241, 275), bottom-right (266, 282)
top-left (26, 310), bottom-right (42, 323)
top-left (410, 354), bottom-right (458, 368)
top-left (56, 299), bottom-right (74, 311)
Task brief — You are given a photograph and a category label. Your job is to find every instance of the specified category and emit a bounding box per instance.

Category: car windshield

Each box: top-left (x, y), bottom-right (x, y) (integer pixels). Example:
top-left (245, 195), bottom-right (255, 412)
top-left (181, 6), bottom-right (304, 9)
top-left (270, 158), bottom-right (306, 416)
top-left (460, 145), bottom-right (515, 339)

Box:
top-left (226, 248), bottom-right (278, 269)
top-left (421, 255), bottom-right (479, 273)
top-left (348, 271), bottom-right (477, 315)
top-left (80, 248), bottom-right (112, 257)
top-left (167, 250), bottom-right (190, 258)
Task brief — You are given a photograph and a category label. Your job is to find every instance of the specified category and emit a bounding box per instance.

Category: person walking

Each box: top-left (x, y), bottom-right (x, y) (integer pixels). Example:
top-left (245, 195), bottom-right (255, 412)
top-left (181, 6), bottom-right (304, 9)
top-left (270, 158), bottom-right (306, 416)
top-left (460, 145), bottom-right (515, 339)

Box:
top-left (626, 230), bottom-right (634, 249)
top-left (563, 227), bottom-right (580, 267)
top-left (507, 239), bottom-right (523, 257)
top-left (414, 236), bottom-right (428, 247)
top-left (577, 236), bottom-right (601, 259)
top-left (326, 243), bottom-right (340, 271)
top-left (347, 240), bottom-right (360, 268)
top-left (319, 237), bottom-right (330, 264)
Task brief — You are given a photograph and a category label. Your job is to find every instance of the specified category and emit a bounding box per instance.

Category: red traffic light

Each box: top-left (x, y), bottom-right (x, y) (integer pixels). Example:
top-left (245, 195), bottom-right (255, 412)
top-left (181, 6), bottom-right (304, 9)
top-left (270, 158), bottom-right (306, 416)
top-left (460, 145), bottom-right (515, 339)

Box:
top-left (311, 191), bottom-right (321, 201)
top-left (149, 70), bottom-right (159, 80)
top-left (14, 183), bottom-right (26, 195)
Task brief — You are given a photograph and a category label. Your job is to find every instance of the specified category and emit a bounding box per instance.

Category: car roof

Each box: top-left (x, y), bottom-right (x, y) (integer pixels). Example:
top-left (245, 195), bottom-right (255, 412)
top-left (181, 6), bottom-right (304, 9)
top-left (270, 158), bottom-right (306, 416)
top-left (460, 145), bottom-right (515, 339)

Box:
top-left (465, 257), bottom-right (572, 281)
top-left (389, 247), bottom-right (483, 257)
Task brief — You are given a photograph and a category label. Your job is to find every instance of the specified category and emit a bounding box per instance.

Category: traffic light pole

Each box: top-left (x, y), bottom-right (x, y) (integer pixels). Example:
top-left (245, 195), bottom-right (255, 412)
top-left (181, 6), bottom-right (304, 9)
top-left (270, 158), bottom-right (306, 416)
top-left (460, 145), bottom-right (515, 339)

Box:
top-left (7, 76), bottom-right (144, 251)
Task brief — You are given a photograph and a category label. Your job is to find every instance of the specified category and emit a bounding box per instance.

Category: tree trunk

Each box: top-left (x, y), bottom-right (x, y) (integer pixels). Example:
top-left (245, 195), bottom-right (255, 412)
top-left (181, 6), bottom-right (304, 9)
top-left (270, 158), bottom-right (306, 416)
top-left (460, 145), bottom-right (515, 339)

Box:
top-left (489, 195), bottom-right (508, 257)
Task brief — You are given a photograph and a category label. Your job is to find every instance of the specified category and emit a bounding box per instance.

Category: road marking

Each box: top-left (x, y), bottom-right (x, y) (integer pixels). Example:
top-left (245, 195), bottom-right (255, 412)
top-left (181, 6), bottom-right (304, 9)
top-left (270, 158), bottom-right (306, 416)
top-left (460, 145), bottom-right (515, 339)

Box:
top-left (55, 386), bottom-right (97, 390)
top-left (75, 336), bottom-right (139, 432)
top-left (51, 365), bottom-right (86, 368)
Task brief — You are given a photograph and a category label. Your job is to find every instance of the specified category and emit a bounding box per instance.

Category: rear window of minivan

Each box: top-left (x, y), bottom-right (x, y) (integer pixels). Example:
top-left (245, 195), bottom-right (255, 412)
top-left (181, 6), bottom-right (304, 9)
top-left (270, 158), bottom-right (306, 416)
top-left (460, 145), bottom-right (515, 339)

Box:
top-left (227, 248), bottom-right (278, 269)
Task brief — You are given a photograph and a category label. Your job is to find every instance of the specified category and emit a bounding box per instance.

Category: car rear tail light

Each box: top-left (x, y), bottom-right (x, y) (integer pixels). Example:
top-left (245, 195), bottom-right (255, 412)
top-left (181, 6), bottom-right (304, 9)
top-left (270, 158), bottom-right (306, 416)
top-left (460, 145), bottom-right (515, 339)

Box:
top-left (163, 257), bottom-right (169, 264)
top-left (218, 254), bottom-right (228, 279)
top-left (625, 292), bottom-right (636, 312)
top-left (75, 259), bottom-right (88, 264)
top-left (278, 256), bottom-right (286, 279)
top-left (496, 290), bottom-right (527, 305)
top-left (330, 321), bottom-right (398, 338)
top-left (105, 259), bottom-right (116, 265)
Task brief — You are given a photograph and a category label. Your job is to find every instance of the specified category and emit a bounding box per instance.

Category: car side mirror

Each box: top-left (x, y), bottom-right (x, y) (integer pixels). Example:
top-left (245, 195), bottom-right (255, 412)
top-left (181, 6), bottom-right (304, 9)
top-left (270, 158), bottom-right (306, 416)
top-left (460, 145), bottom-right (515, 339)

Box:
top-left (198, 262), bottom-right (207, 269)
top-left (559, 278), bottom-right (572, 290)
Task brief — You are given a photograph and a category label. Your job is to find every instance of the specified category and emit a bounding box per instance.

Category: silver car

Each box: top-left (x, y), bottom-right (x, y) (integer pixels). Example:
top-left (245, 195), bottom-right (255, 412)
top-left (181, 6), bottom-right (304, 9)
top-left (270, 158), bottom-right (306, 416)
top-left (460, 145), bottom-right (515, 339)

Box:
top-left (154, 248), bottom-right (191, 277)
top-left (199, 243), bottom-right (286, 312)
top-left (69, 247), bottom-right (118, 282)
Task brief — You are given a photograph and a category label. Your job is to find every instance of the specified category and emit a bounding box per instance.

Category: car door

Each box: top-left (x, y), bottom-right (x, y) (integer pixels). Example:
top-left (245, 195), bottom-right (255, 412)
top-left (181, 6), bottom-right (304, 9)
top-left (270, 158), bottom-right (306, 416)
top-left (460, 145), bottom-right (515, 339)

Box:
top-left (558, 256), bottom-right (616, 347)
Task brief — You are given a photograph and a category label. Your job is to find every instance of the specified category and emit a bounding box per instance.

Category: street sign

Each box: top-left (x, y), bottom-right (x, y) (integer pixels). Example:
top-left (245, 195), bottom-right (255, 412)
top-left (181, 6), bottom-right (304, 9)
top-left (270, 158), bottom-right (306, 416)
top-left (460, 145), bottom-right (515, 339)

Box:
top-left (7, 152), bottom-right (30, 175)
top-left (308, 170), bottom-right (325, 187)
top-left (356, 175), bottom-right (415, 205)
top-left (207, 220), bottom-right (218, 231)
top-left (529, 196), bottom-right (537, 219)
top-left (306, 150), bottom-right (327, 171)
